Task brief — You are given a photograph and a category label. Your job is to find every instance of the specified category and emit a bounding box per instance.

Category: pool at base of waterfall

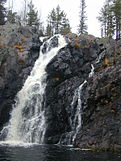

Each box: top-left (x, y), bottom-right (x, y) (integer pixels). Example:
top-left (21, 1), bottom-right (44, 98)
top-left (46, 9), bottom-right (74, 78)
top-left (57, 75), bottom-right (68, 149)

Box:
top-left (0, 144), bottom-right (120, 161)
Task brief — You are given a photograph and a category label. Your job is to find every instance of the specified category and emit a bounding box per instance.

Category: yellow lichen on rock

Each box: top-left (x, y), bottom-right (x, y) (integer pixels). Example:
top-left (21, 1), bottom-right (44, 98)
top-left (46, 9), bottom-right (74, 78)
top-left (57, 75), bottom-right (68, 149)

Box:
top-left (14, 44), bottom-right (24, 52)
top-left (105, 57), bottom-right (109, 67)
top-left (73, 42), bottom-right (81, 48)
top-left (56, 75), bottom-right (60, 81)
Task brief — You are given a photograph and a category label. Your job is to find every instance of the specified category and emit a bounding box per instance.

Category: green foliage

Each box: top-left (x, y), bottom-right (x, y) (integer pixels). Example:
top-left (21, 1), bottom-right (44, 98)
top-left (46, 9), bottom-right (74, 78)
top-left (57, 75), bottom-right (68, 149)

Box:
top-left (46, 5), bottom-right (71, 36)
top-left (27, 0), bottom-right (40, 29)
top-left (107, 28), bottom-right (114, 38)
top-left (110, 0), bottom-right (121, 39)
top-left (46, 24), bottom-right (52, 37)
top-left (0, 0), bottom-right (7, 25)
top-left (98, 0), bottom-right (121, 39)
top-left (78, 0), bottom-right (88, 34)
top-left (97, 0), bottom-right (113, 37)
top-left (7, 10), bottom-right (17, 24)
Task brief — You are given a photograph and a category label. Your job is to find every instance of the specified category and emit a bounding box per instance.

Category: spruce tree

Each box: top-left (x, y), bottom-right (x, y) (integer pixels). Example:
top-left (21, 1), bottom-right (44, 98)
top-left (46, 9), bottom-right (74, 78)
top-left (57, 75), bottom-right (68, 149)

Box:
top-left (97, 0), bottom-right (114, 37)
top-left (27, 0), bottom-right (40, 29)
top-left (78, 0), bottom-right (88, 34)
top-left (0, 0), bottom-right (7, 25)
top-left (99, 5), bottom-right (108, 37)
top-left (46, 5), bottom-right (71, 36)
top-left (111, 0), bottom-right (121, 39)
top-left (6, 0), bottom-right (17, 24)
top-left (46, 24), bottom-right (52, 37)
top-left (60, 12), bottom-right (71, 35)
top-left (98, 0), bottom-right (121, 39)
top-left (47, 8), bottom-right (56, 35)
top-left (7, 9), bottom-right (17, 24)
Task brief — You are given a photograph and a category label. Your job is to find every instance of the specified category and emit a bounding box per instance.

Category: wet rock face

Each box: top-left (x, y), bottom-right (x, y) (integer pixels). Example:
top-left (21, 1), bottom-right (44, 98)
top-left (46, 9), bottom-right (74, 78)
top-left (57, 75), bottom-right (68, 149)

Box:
top-left (42, 34), bottom-right (121, 150)
top-left (74, 40), bottom-right (121, 151)
top-left (43, 36), bottom-right (100, 144)
top-left (0, 23), bottom-right (40, 129)
top-left (42, 35), bottom-right (59, 54)
top-left (1, 26), bottom-right (120, 151)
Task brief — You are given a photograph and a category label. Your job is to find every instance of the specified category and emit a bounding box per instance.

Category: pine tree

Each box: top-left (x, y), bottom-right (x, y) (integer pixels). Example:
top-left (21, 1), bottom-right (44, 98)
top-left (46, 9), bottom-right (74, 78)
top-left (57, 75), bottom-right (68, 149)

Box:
top-left (78, 0), bottom-right (88, 34)
top-left (7, 9), bottom-right (17, 24)
top-left (47, 8), bottom-right (56, 36)
top-left (55, 5), bottom-right (61, 34)
top-left (111, 0), bottom-right (121, 39)
top-left (97, 1), bottom-right (114, 37)
top-left (60, 13), bottom-right (71, 35)
top-left (46, 5), bottom-right (71, 36)
top-left (27, 0), bottom-right (40, 29)
top-left (46, 24), bottom-right (52, 37)
top-left (98, 0), bottom-right (121, 39)
top-left (0, 0), bottom-right (7, 25)
top-left (97, 5), bottom-right (107, 37)
top-left (6, 0), bottom-right (17, 24)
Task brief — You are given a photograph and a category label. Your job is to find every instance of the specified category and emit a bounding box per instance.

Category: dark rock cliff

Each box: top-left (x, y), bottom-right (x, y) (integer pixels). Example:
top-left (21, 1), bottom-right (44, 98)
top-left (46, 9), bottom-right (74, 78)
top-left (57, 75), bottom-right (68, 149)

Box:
top-left (74, 39), bottom-right (121, 151)
top-left (0, 23), bottom-right (40, 128)
top-left (44, 34), bottom-right (103, 144)
top-left (43, 34), bottom-right (121, 151)
top-left (0, 23), bottom-right (121, 151)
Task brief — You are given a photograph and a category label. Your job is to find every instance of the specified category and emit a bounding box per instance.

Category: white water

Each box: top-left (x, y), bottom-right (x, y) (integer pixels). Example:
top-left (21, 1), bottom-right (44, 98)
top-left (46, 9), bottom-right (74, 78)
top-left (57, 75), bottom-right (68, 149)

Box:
top-left (59, 80), bottom-right (87, 145)
top-left (70, 63), bottom-right (94, 142)
top-left (96, 51), bottom-right (106, 64)
top-left (71, 80), bottom-right (87, 142)
top-left (61, 64), bottom-right (95, 145)
top-left (71, 64), bottom-right (94, 139)
top-left (39, 36), bottom-right (49, 43)
top-left (89, 64), bottom-right (94, 78)
top-left (1, 35), bottom-right (66, 144)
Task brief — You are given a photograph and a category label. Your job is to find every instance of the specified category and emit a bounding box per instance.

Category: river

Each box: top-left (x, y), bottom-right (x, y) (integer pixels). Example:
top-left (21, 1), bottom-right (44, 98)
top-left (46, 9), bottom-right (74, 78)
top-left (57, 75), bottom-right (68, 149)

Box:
top-left (0, 144), bottom-right (121, 161)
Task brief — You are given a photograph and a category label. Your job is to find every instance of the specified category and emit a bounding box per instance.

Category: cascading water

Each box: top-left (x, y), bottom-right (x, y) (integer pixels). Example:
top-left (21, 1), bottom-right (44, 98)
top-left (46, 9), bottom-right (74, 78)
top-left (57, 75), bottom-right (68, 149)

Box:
top-left (71, 64), bottom-right (94, 142)
top-left (70, 80), bottom-right (87, 142)
top-left (58, 80), bottom-right (87, 145)
top-left (59, 64), bottom-right (94, 145)
top-left (0, 35), bottom-right (67, 144)
top-left (89, 64), bottom-right (94, 78)
top-left (96, 50), bottom-right (106, 64)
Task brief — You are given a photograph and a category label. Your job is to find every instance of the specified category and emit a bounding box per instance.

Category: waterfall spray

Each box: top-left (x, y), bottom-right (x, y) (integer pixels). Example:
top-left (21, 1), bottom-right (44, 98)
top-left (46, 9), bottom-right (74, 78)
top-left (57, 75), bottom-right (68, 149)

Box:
top-left (0, 35), bottom-right (67, 144)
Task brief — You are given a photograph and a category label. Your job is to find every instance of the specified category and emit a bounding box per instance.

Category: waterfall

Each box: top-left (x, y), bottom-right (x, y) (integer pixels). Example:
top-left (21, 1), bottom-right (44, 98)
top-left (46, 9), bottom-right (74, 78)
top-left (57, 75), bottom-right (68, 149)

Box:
top-left (96, 50), bottom-right (106, 64)
top-left (59, 64), bottom-right (94, 145)
top-left (89, 64), bottom-right (94, 78)
top-left (71, 80), bottom-right (87, 142)
top-left (1, 35), bottom-right (66, 144)
top-left (70, 64), bottom-right (94, 142)
top-left (58, 80), bottom-right (87, 145)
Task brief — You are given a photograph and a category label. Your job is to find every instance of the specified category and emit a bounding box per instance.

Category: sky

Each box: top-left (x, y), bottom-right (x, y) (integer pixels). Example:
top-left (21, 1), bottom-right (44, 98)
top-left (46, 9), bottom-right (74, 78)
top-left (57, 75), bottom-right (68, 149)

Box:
top-left (8, 0), bottom-right (106, 37)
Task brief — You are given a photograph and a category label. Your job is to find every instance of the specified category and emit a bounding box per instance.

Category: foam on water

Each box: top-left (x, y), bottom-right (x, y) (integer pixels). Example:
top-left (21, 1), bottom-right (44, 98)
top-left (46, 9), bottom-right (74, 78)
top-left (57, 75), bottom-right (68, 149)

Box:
top-left (0, 35), bottom-right (67, 144)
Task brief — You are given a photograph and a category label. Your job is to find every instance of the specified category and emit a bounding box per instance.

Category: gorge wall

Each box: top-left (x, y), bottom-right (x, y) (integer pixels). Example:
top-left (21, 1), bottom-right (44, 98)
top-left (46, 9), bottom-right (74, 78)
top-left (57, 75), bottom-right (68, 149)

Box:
top-left (75, 39), bottom-right (121, 151)
top-left (0, 23), bottom-right (40, 129)
top-left (0, 23), bottom-right (121, 151)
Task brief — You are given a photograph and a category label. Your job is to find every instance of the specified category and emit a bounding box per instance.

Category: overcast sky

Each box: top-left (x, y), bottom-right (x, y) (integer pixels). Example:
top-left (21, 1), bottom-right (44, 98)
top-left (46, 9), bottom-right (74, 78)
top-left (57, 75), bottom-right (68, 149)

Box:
top-left (8, 0), bottom-right (105, 37)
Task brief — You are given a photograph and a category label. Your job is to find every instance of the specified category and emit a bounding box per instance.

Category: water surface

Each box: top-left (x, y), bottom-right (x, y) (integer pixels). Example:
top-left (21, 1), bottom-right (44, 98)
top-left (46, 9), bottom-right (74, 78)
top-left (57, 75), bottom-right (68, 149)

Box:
top-left (0, 144), bottom-right (121, 161)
